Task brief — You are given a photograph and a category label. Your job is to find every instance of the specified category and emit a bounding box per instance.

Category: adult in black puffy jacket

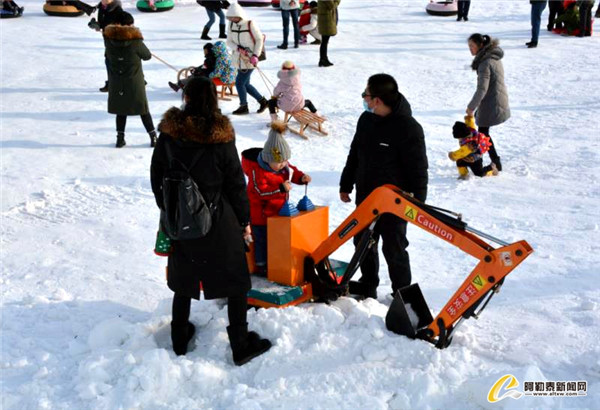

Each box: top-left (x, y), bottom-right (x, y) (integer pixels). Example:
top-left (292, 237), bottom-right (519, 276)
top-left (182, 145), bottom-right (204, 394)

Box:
top-left (339, 73), bottom-right (428, 299)
top-left (150, 77), bottom-right (271, 365)
top-left (87, 0), bottom-right (123, 92)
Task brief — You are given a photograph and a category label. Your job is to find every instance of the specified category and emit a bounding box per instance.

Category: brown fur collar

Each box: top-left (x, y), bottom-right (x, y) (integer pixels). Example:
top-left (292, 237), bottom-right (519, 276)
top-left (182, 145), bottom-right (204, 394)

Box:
top-left (158, 107), bottom-right (235, 144)
top-left (104, 25), bottom-right (144, 41)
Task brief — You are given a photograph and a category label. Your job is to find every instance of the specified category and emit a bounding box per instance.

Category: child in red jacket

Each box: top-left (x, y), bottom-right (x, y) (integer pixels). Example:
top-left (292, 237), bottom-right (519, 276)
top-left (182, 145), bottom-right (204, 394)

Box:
top-left (241, 121), bottom-right (311, 273)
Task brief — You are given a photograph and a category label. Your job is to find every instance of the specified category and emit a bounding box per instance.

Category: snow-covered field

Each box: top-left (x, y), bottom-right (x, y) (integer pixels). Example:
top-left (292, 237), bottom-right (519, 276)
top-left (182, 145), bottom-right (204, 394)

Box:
top-left (1, 0), bottom-right (599, 408)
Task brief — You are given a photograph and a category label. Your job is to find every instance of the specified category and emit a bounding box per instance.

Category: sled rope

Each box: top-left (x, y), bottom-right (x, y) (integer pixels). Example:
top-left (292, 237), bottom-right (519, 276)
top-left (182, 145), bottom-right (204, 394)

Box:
top-left (256, 66), bottom-right (275, 96)
top-left (151, 53), bottom-right (179, 73)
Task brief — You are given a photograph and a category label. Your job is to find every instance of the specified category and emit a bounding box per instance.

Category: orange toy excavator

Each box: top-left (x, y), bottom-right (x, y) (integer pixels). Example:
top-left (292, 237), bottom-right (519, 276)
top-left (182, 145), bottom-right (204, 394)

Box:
top-left (304, 184), bottom-right (533, 349)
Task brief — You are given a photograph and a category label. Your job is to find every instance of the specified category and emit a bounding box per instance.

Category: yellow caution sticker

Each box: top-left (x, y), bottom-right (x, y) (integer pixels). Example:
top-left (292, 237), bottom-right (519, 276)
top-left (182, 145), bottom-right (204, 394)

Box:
top-left (472, 275), bottom-right (486, 291)
top-left (404, 205), bottom-right (417, 221)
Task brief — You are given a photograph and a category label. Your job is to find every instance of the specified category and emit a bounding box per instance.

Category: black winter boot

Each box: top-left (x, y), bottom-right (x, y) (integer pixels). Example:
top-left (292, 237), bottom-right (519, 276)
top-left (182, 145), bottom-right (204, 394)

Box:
top-left (493, 157), bottom-right (502, 172)
top-left (149, 130), bottom-right (157, 147)
top-left (171, 321), bottom-right (196, 356)
top-left (168, 81), bottom-right (180, 92)
top-left (226, 324), bottom-right (272, 366)
top-left (304, 99), bottom-right (317, 113)
top-left (201, 26), bottom-right (211, 40)
top-left (348, 280), bottom-right (377, 300)
top-left (256, 97), bottom-right (269, 114)
top-left (232, 104), bottom-right (249, 115)
top-left (115, 132), bottom-right (126, 148)
top-left (219, 24), bottom-right (227, 39)
top-left (99, 81), bottom-right (109, 92)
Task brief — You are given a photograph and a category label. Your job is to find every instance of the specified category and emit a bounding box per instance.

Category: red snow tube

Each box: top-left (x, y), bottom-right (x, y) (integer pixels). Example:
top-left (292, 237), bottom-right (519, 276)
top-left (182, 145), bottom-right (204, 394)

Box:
top-left (426, 0), bottom-right (458, 16)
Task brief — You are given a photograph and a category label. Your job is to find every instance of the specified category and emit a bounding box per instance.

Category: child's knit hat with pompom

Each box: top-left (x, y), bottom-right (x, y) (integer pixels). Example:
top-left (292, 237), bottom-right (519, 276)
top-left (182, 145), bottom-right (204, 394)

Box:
top-left (261, 121), bottom-right (291, 163)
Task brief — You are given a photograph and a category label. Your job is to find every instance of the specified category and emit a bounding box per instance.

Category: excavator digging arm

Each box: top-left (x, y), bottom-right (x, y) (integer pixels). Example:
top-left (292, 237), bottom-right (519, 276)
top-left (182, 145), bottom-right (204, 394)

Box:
top-left (307, 185), bottom-right (533, 345)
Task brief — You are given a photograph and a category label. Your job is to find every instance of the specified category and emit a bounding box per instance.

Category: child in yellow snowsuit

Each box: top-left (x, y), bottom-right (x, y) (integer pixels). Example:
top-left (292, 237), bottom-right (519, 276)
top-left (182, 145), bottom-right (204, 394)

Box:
top-left (448, 117), bottom-right (498, 180)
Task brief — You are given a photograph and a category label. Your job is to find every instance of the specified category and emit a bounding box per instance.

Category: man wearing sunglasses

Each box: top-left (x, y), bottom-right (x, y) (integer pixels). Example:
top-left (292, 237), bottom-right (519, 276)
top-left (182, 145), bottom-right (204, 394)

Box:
top-left (339, 73), bottom-right (428, 300)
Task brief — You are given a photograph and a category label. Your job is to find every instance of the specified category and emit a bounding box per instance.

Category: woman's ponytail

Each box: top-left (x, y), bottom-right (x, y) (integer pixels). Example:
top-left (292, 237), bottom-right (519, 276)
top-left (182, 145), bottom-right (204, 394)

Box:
top-left (468, 33), bottom-right (492, 48)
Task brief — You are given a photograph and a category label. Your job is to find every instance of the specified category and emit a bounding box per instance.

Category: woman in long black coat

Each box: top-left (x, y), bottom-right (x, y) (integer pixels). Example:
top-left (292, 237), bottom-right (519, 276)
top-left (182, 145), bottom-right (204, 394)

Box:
top-left (150, 77), bottom-right (271, 365)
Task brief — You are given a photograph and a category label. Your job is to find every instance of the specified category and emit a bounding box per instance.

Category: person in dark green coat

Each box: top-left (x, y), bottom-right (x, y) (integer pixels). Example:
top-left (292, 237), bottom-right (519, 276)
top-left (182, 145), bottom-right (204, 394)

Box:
top-left (317, 0), bottom-right (339, 67)
top-left (104, 12), bottom-right (156, 148)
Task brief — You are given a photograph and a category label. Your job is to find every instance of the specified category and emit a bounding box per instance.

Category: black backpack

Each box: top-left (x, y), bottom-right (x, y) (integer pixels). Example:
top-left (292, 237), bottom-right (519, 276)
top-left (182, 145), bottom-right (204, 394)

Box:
top-left (160, 140), bottom-right (217, 240)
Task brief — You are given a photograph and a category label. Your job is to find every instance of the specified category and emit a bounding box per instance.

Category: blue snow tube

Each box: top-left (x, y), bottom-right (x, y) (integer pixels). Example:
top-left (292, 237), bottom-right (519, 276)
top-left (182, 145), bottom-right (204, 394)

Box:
top-left (1, 8), bottom-right (23, 18)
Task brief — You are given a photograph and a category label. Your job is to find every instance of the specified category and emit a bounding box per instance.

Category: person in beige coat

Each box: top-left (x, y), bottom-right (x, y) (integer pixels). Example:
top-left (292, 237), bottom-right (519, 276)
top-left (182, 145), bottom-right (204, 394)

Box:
top-left (226, 2), bottom-right (268, 115)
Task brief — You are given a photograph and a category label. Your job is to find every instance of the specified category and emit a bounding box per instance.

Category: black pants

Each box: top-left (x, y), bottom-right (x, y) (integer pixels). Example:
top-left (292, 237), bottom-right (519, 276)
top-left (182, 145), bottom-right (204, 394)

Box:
top-left (3, 0), bottom-right (19, 11)
top-left (116, 114), bottom-right (155, 134)
top-left (353, 213), bottom-right (411, 294)
top-left (478, 126), bottom-right (500, 163)
top-left (319, 35), bottom-right (331, 63)
top-left (172, 293), bottom-right (247, 327)
top-left (579, 1), bottom-right (594, 35)
top-left (457, 0), bottom-right (470, 18)
top-left (547, 0), bottom-right (564, 29)
top-left (267, 98), bottom-right (317, 114)
top-left (457, 158), bottom-right (494, 177)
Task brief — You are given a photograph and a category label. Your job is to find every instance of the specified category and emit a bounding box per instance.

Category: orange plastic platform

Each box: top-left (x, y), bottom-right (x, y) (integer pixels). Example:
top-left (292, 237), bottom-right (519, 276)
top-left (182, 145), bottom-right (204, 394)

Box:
top-left (267, 206), bottom-right (329, 286)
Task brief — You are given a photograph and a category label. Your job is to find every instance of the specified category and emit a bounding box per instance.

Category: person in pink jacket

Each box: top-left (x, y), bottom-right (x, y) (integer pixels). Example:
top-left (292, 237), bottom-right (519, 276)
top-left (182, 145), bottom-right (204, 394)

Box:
top-left (267, 60), bottom-right (317, 122)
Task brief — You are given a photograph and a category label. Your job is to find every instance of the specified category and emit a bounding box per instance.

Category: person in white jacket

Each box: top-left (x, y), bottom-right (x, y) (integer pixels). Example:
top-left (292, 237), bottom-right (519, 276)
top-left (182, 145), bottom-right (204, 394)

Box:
top-left (226, 2), bottom-right (269, 115)
top-left (300, 1), bottom-right (321, 44)
top-left (278, 0), bottom-right (300, 49)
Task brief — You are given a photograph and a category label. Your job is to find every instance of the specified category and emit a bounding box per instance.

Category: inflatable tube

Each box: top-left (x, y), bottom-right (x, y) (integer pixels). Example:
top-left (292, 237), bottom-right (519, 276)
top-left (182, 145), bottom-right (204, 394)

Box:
top-left (239, 0), bottom-right (271, 7)
top-left (271, 0), bottom-right (306, 8)
top-left (0, 9), bottom-right (23, 18)
top-left (43, 3), bottom-right (85, 16)
top-left (136, 0), bottom-right (174, 12)
top-left (425, 0), bottom-right (458, 16)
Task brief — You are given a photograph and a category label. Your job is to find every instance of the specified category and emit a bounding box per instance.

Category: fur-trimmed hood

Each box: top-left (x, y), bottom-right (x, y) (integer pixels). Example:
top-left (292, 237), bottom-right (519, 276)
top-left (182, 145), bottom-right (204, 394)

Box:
top-left (277, 67), bottom-right (301, 80)
top-left (471, 38), bottom-right (504, 70)
top-left (158, 107), bottom-right (234, 144)
top-left (104, 25), bottom-right (144, 41)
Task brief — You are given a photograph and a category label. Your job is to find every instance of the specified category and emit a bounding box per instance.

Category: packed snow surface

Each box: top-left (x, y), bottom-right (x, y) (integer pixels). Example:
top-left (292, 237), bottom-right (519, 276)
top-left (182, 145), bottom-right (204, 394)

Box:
top-left (1, 0), bottom-right (599, 409)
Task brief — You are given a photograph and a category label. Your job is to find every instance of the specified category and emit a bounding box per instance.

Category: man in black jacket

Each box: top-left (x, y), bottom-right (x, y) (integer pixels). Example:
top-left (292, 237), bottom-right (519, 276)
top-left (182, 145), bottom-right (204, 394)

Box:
top-left (87, 0), bottom-right (123, 92)
top-left (339, 73), bottom-right (428, 299)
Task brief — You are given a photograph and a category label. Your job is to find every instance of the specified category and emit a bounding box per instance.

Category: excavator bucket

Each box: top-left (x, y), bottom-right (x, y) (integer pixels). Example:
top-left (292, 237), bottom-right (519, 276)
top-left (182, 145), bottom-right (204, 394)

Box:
top-left (385, 284), bottom-right (434, 339)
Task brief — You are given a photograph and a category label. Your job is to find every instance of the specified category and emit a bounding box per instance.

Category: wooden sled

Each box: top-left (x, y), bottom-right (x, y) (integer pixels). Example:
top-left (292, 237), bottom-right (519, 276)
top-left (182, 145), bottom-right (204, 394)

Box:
top-left (213, 78), bottom-right (238, 101)
top-left (283, 109), bottom-right (328, 139)
top-left (176, 67), bottom-right (237, 101)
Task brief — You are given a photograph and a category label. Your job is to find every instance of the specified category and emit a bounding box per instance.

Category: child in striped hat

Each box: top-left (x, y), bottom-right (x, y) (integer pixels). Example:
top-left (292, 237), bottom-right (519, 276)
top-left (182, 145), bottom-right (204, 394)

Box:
top-left (241, 121), bottom-right (311, 274)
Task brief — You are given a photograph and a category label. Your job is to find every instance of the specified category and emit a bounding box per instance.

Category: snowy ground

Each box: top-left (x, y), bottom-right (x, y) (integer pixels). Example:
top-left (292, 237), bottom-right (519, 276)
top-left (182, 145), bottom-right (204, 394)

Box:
top-left (1, 0), bottom-right (599, 408)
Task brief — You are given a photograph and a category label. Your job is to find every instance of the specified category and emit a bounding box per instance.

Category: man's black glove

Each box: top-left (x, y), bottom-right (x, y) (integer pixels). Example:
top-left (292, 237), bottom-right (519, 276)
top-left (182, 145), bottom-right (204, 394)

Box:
top-left (88, 18), bottom-right (101, 31)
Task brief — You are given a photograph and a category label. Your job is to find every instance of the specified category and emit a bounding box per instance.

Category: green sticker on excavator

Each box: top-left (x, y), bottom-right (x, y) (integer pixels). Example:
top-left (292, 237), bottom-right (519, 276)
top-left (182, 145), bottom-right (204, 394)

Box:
top-left (472, 275), bottom-right (486, 291)
top-left (405, 206), bottom-right (417, 221)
